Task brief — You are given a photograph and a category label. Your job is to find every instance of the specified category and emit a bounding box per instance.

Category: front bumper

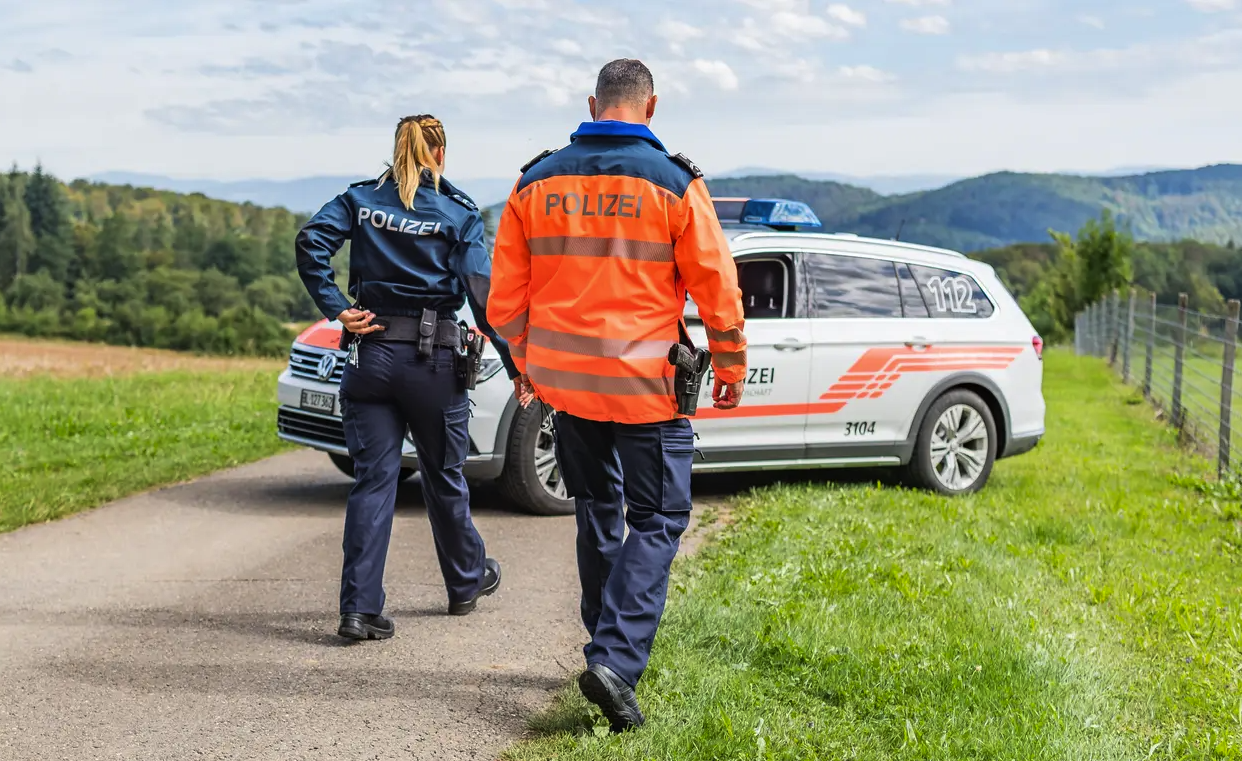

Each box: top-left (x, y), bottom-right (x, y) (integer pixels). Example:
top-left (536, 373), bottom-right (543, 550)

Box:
top-left (277, 406), bottom-right (507, 481)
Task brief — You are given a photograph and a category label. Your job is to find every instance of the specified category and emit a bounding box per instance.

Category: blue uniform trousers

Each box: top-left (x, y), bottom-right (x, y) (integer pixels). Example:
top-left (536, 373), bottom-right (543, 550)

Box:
top-left (552, 412), bottom-right (695, 689)
top-left (338, 341), bottom-right (486, 615)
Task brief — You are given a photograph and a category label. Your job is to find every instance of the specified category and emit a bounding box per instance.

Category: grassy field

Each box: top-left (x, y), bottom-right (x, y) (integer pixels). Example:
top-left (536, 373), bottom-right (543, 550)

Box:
top-left (0, 337), bottom-right (290, 532)
top-left (507, 349), bottom-right (1242, 761)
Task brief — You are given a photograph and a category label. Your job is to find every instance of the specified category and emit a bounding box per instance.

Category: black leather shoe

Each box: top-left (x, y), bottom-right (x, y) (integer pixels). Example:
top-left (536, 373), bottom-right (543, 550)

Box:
top-left (448, 558), bottom-right (501, 616)
top-left (337, 613), bottom-right (395, 640)
top-left (578, 663), bottom-right (645, 733)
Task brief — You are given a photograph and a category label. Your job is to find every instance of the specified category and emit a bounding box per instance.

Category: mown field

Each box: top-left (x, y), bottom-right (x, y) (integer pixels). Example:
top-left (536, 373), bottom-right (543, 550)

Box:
top-left (0, 337), bottom-right (290, 532)
top-left (508, 349), bottom-right (1241, 761)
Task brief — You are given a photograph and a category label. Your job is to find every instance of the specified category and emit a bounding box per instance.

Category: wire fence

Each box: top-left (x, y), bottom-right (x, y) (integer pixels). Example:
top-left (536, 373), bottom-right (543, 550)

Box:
top-left (1075, 290), bottom-right (1242, 478)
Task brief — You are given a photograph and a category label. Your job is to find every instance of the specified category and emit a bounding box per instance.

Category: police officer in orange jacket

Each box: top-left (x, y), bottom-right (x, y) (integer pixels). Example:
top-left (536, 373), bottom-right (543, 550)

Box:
top-left (488, 59), bottom-right (748, 732)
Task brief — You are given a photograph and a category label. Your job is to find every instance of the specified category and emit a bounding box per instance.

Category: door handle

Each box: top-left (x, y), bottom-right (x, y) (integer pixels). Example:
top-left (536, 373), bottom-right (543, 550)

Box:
top-left (774, 339), bottom-right (808, 352)
top-left (905, 336), bottom-right (931, 349)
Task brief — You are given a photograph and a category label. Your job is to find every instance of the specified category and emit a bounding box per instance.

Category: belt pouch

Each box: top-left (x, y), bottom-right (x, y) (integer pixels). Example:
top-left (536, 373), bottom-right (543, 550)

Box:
top-left (417, 308), bottom-right (437, 358)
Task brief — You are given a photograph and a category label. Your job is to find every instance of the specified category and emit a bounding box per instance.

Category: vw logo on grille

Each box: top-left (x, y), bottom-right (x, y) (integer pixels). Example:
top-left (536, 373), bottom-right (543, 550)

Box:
top-left (316, 353), bottom-right (338, 382)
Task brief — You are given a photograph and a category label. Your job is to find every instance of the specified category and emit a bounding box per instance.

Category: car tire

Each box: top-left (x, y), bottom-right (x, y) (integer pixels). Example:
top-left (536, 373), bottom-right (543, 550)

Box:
top-left (328, 453), bottom-right (415, 483)
top-left (906, 389), bottom-right (997, 496)
top-left (499, 402), bottom-right (575, 516)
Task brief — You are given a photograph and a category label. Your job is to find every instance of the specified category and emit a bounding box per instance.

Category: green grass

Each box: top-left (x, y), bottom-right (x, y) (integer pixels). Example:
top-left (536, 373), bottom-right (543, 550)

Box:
top-left (506, 349), bottom-right (1242, 761)
top-left (1, 369), bottom-right (292, 532)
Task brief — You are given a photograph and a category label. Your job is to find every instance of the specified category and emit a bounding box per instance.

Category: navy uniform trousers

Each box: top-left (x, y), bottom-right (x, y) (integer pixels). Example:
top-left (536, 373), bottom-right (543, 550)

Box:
top-left (338, 340), bottom-right (486, 615)
top-left (552, 412), bottom-right (695, 689)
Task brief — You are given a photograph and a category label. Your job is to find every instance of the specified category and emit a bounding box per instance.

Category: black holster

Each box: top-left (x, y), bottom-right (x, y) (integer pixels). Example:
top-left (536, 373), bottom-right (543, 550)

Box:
top-left (668, 322), bottom-right (712, 416)
top-left (456, 323), bottom-right (486, 390)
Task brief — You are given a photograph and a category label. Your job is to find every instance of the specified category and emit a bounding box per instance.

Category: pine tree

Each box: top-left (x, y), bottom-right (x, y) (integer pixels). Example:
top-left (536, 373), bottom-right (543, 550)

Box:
top-left (0, 173), bottom-right (36, 291)
top-left (24, 164), bottom-right (76, 283)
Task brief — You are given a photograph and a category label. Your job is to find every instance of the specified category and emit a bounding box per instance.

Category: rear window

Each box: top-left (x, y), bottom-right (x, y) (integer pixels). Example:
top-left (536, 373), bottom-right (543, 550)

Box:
top-left (804, 253), bottom-right (903, 319)
top-left (907, 264), bottom-right (996, 319)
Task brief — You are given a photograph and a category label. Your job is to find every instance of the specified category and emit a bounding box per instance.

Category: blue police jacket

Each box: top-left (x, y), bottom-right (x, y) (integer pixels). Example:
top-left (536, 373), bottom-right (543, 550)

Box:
top-left (295, 170), bottom-right (518, 379)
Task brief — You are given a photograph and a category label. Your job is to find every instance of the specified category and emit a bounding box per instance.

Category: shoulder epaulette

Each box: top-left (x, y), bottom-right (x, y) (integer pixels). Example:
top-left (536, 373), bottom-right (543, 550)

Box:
top-left (669, 152), bottom-right (703, 180)
top-left (446, 191), bottom-right (478, 212)
top-left (520, 149), bottom-right (558, 173)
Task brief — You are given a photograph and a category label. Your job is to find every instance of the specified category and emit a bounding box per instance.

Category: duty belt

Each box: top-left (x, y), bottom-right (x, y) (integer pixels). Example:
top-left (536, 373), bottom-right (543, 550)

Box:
top-left (369, 315), bottom-right (462, 347)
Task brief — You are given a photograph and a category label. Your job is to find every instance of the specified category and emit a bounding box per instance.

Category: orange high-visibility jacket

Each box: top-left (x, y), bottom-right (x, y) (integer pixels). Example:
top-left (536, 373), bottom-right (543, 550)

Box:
top-left (487, 120), bottom-right (747, 424)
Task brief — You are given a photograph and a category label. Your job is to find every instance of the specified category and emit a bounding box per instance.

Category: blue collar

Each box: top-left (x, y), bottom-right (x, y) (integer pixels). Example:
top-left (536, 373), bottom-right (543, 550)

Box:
top-left (570, 120), bottom-right (667, 153)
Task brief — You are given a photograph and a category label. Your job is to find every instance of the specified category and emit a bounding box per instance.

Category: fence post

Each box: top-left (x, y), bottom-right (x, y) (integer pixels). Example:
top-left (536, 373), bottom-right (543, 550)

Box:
top-left (1109, 290), bottom-right (1122, 366)
top-left (1172, 293), bottom-right (1188, 430)
top-left (1093, 300), bottom-right (1103, 357)
top-left (1143, 292), bottom-right (1156, 399)
top-left (1123, 288), bottom-right (1136, 383)
top-left (1219, 300), bottom-right (1239, 478)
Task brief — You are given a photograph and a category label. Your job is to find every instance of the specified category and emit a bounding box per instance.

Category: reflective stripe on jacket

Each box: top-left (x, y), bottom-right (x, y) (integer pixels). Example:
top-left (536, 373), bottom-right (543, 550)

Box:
top-left (487, 120), bottom-right (747, 424)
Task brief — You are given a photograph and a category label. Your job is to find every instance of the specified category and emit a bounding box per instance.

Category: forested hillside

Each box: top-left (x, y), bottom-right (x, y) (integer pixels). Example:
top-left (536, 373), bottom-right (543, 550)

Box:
top-left (970, 225), bottom-right (1242, 344)
top-left (708, 164), bottom-right (1242, 252)
top-left (0, 167), bottom-right (323, 356)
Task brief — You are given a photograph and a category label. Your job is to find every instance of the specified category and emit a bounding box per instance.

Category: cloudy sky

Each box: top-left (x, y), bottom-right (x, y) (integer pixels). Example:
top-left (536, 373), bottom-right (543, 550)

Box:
top-left (2, 0), bottom-right (1241, 183)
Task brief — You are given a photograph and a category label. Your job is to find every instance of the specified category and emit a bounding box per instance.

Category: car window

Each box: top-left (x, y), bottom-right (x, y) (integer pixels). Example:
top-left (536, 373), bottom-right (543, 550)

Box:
top-left (686, 257), bottom-right (792, 321)
top-left (737, 259), bottom-right (789, 319)
top-left (907, 264), bottom-right (996, 319)
top-left (804, 253), bottom-right (903, 319)
top-left (897, 263), bottom-right (931, 319)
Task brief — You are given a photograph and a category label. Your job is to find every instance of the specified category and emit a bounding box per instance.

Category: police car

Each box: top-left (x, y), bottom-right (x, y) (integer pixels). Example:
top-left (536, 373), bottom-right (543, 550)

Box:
top-left (276, 198), bottom-right (1044, 516)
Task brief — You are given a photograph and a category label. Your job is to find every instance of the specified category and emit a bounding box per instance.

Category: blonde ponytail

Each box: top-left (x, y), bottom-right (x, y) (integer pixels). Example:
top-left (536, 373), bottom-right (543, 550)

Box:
top-left (379, 114), bottom-right (446, 211)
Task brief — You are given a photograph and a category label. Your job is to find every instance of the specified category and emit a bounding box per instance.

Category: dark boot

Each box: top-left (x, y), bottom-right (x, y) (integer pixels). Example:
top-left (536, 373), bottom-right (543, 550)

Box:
top-left (448, 558), bottom-right (501, 616)
top-left (337, 613), bottom-right (395, 640)
top-left (578, 663), bottom-right (645, 733)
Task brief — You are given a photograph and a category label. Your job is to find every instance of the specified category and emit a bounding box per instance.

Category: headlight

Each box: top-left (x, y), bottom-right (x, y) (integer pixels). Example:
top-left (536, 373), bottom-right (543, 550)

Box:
top-left (479, 357), bottom-right (504, 383)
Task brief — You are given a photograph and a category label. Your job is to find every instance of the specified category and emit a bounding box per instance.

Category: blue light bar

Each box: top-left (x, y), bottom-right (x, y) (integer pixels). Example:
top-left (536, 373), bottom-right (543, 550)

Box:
top-left (739, 199), bottom-right (822, 230)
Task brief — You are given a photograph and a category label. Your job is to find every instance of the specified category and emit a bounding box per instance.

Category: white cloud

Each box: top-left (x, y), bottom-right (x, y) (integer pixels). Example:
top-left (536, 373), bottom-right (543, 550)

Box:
top-left (901, 15), bottom-right (951, 35)
top-left (827, 4), bottom-right (867, 27)
top-left (885, 0), bottom-right (951, 6)
top-left (771, 11), bottom-right (851, 39)
top-left (1077, 15), bottom-right (1105, 29)
top-left (549, 38), bottom-right (582, 56)
top-left (1184, 0), bottom-right (1235, 10)
top-left (693, 59), bottom-right (740, 90)
top-left (958, 48), bottom-right (1064, 73)
top-left (838, 64), bottom-right (896, 82)
top-left (657, 19), bottom-right (705, 40)
top-left (734, 0), bottom-right (805, 8)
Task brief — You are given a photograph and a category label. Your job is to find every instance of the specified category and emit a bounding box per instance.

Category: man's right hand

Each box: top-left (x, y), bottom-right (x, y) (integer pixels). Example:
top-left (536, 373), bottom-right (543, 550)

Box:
top-left (338, 308), bottom-right (385, 335)
top-left (514, 375), bottom-right (536, 408)
top-left (712, 377), bottom-right (744, 410)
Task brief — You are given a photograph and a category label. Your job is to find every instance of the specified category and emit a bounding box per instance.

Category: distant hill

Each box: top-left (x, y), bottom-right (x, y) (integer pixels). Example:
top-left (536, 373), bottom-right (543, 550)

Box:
top-left (708, 164), bottom-right (1242, 252)
top-left (717, 167), bottom-right (963, 195)
top-left (92, 172), bottom-right (519, 214)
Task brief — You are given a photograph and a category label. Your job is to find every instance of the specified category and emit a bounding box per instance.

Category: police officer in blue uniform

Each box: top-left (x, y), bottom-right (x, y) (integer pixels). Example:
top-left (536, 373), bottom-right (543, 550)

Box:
top-left (296, 114), bottom-right (526, 640)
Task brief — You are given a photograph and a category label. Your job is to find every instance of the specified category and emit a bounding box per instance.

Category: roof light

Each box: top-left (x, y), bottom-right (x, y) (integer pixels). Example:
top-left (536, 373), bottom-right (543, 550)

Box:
top-left (743, 199), bottom-right (823, 230)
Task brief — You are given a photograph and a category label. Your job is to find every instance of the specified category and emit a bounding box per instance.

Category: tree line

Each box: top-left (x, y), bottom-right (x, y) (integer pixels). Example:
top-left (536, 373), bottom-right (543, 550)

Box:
top-left (972, 211), bottom-right (1242, 344)
top-left (0, 166), bottom-right (330, 356)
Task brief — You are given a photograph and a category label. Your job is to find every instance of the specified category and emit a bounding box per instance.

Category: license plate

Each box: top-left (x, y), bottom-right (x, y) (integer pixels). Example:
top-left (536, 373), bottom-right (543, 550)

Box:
top-left (301, 390), bottom-right (336, 414)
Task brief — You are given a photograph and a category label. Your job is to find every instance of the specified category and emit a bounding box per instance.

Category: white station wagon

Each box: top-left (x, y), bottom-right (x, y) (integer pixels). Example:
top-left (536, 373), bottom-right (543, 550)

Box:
top-left (277, 198), bottom-right (1045, 515)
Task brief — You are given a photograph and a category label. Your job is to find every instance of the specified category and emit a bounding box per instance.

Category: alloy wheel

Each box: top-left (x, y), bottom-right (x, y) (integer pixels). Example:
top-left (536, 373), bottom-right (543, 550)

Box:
top-left (930, 404), bottom-right (989, 491)
top-left (534, 405), bottom-right (567, 500)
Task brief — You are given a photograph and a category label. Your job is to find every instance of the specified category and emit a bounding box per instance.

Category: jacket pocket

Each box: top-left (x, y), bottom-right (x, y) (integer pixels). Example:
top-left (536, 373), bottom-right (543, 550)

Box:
top-left (442, 400), bottom-right (471, 470)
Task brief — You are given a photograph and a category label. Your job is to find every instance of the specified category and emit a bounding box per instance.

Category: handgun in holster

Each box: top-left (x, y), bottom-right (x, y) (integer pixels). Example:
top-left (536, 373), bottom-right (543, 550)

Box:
top-left (668, 322), bottom-right (712, 416)
top-left (456, 322), bottom-right (486, 390)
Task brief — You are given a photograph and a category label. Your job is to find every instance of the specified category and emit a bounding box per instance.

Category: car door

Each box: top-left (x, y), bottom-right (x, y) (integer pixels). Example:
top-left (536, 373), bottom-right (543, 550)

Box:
top-left (801, 252), bottom-right (919, 453)
top-left (685, 252), bottom-right (813, 464)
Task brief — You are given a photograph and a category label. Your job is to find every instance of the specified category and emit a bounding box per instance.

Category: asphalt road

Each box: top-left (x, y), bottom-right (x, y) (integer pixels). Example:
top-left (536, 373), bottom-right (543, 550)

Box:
top-left (0, 450), bottom-right (596, 761)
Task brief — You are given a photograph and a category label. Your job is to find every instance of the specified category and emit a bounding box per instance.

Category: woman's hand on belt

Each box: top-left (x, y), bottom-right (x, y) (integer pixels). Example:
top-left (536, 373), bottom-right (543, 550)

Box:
top-left (338, 308), bottom-right (385, 335)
